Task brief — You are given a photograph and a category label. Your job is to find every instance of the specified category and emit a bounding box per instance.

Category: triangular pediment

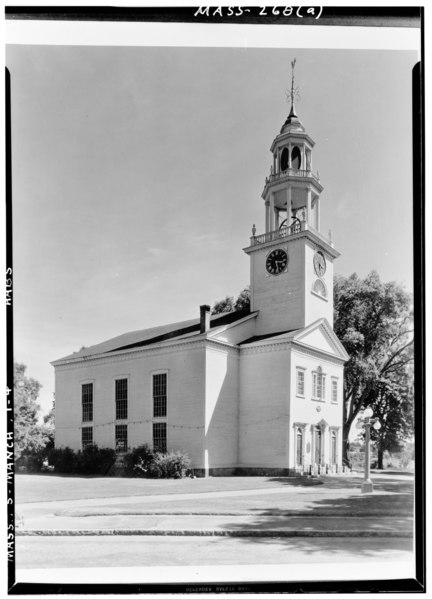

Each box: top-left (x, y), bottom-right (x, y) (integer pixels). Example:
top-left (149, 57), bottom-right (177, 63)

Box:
top-left (292, 318), bottom-right (349, 362)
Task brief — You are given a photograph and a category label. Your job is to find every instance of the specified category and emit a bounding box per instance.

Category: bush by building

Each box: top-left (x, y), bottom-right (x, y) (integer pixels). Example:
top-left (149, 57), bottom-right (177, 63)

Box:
top-left (123, 444), bottom-right (155, 477)
top-left (123, 446), bottom-right (192, 478)
top-left (150, 451), bottom-right (192, 479)
top-left (47, 445), bottom-right (115, 475)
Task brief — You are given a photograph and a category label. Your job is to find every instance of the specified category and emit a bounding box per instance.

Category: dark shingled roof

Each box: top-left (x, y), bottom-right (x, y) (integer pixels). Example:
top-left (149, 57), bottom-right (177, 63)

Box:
top-left (53, 309), bottom-right (251, 363)
top-left (240, 330), bottom-right (296, 345)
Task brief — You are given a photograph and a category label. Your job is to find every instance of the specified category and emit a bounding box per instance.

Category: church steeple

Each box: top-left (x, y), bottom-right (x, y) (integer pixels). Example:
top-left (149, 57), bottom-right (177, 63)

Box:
top-left (243, 61), bottom-right (340, 336)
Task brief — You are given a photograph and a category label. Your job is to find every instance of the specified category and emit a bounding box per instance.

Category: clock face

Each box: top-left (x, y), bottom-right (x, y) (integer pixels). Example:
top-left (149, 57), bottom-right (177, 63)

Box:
top-left (313, 251), bottom-right (326, 277)
top-left (266, 248), bottom-right (288, 275)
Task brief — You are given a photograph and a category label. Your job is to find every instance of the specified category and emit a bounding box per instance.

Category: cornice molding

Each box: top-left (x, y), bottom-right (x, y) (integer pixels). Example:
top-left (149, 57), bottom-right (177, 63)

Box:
top-left (291, 342), bottom-right (346, 365)
top-left (54, 336), bottom-right (241, 372)
top-left (54, 338), bottom-right (206, 371)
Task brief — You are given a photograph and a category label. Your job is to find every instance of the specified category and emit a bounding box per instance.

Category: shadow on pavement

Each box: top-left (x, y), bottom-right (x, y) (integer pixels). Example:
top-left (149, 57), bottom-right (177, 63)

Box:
top-left (219, 476), bottom-right (414, 555)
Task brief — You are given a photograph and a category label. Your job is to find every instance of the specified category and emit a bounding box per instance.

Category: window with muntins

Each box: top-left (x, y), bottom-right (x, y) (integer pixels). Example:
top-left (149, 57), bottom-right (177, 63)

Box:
top-left (331, 379), bottom-right (338, 403)
top-left (296, 369), bottom-right (305, 396)
top-left (153, 422), bottom-right (167, 453)
top-left (82, 383), bottom-right (93, 422)
top-left (153, 373), bottom-right (167, 418)
top-left (115, 378), bottom-right (128, 420)
top-left (81, 426), bottom-right (93, 448)
top-left (115, 424), bottom-right (127, 453)
top-left (312, 367), bottom-right (326, 400)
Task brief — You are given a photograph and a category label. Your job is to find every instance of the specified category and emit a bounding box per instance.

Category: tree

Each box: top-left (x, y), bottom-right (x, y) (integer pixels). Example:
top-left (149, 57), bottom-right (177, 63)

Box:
top-left (212, 286), bottom-right (250, 314)
top-left (43, 395), bottom-right (56, 451)
top-left (14, 362), bottom-right (50, 460)
top-left (334, 272), bottom-right (414, 466)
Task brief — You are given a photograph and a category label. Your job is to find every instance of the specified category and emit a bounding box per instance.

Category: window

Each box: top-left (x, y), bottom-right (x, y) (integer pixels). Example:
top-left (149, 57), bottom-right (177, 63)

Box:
top-left (296, 369), bottom-right (305, 396)
top-left (153, 373), bottom-right (167, 418)
top-left (153, 422), bottom-right (167, 453)
top-left (115, 378), bottom-right (128, 420)
top-left (82, 426), bottom-right (93, 449)
top-left (291, 145), bottom-right (301, 170)
top-left (280, 147), bottom-right (289, 171)
top-left (312, 279), bottom-right (327, 298)
top-left (296, 428), bottom-right (303, 466)
top-left (115, 424), bottom-right (127, 453)
top-left (331, 378), bottom-right (338, 403)
top-left (82, 383), bottom-right (93, 422)
top-left (312, 367), bottom-right (326, 400)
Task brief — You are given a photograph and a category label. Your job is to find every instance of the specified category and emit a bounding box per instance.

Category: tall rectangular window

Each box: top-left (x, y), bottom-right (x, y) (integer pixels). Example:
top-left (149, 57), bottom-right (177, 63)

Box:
top-left (115, 378), bottom-right (128, 420)
top-left (331, 379), bottom-right (338, 403)
top-left (153, 422), bottom-right (167, 453)
top-left (82, 383), bottom-right (93, 422)
top-left (153, 373), bottom-right (167, 418)
top-left (115, 424), bottom-right (127, 453)
top-left (312, 368), bottom-right (326, 400)
top-left (82, 426), bottom-right (93, 449)
top-left (296, 369), bottom-right (305, 396)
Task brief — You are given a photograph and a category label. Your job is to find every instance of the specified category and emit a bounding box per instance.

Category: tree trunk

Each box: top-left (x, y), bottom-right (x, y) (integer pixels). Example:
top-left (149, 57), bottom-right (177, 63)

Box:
top-left (377, 447), bottom-right (384, 470)
top-left (342, 423), bottom-right (351, 468)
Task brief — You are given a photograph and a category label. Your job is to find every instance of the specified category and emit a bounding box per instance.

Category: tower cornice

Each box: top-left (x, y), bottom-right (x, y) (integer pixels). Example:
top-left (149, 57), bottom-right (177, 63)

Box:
top-left (243, 226), bottom-right (340, 260)
top-left (270, 131), bottom-right (315, 154)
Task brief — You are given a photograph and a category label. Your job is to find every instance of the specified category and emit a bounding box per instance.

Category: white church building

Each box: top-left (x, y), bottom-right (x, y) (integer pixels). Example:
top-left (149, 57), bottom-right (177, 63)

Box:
top-left (53, 72), bottom-right (349, 476)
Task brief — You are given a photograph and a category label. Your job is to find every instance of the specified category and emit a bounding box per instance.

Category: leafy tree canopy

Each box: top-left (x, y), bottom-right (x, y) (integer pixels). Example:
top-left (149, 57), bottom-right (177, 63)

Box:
top-left (212, 286), bottom-right (250, 314)
top-left (14, 362), bottom-right (51, 459)
top-left (334, 271), bottom-right (414, 465)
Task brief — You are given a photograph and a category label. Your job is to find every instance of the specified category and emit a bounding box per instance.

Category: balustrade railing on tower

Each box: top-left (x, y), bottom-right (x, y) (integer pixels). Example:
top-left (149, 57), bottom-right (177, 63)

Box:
top-left (266, 168), bottom-right (320, 185)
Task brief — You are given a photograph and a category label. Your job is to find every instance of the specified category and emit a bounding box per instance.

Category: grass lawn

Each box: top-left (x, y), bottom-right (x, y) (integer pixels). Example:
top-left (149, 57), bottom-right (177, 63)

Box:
top-left (16, 473), bottom-right (296, 503)
top-left (16, 472), bottom-right (414, 510)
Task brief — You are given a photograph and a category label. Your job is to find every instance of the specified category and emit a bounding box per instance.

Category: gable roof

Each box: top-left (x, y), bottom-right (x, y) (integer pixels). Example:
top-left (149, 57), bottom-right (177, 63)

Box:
top-left (52, 309), bottom-right (251, 365)
top-left (292, 318), bottom-right (349, 361)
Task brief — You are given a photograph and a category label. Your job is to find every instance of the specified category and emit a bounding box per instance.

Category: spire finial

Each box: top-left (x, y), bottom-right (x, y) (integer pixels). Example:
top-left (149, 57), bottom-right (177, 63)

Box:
top-left (289, 58), bottom-right (297, 116)
top-left (287, 57), bottom-right (300, 118)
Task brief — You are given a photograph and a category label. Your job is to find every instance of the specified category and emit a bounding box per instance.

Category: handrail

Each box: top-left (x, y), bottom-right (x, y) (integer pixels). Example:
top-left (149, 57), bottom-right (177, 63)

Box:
top-left (265, 168), bottom-right (320, 185)
top-left (251, 223), bottom-right (303, 245)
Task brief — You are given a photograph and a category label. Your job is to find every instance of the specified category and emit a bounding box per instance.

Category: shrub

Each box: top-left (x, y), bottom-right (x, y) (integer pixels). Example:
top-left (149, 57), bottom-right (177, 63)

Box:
top-left (47, 447), bottom-right (77, 473)
top-left (123, 444), bottom-right (155, 477)
top-left (149, 451), bottom-right (192, 479)
top-left (77, 445), bottom-right (116, 475)
top-left (16, 454), bottom-right (44, 473)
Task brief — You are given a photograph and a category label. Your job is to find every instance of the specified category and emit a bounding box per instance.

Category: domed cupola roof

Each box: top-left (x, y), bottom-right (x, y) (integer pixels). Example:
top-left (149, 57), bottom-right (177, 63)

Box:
top-left (280, 105), bottom-right (305, 134)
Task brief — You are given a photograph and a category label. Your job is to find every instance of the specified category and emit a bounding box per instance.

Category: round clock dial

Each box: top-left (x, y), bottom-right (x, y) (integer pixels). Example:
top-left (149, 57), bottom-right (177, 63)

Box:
top-left (266, 248), bottom-right (288, 275)
top-left (313, 251), bottom-right (326, 277)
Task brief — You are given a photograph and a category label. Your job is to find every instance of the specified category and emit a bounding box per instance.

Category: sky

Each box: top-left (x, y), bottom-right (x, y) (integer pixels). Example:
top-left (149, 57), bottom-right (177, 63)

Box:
top-left (6, 24), bottom-right (419, 416)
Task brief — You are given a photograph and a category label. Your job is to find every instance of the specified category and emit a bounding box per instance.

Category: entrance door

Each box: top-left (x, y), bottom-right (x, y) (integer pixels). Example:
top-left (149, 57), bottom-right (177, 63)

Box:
top-left (314, 428), bottom-right (322, 465)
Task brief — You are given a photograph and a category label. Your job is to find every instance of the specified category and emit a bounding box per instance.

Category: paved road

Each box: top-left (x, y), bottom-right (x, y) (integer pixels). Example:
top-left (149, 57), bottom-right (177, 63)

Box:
top-left (17, 535), bottom-right (414, 570)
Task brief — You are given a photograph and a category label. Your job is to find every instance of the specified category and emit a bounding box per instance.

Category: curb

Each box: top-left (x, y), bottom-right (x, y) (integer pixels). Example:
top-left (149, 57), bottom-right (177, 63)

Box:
top-left (57, 511), bottom-right (413, 518)
top-left (17, 528), bottom-right (413, 538)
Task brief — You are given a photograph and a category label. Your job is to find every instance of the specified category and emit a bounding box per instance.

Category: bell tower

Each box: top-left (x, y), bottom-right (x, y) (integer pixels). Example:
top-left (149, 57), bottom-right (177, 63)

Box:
top-left (244, 60), bottom-right (340, 336)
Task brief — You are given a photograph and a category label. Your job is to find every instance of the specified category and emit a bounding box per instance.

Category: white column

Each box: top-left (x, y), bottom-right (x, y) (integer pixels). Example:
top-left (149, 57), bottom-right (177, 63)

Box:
top-left (306, 188), bottom-right (312, 226)
top-left (286, 186), bottom-right (292, 227)
top-left (269, 193), bottom-right (275, 232)
top-left (316, 197), bottom-right (320, 231)
top-left (273, 152), bottom-right (276, 174)
top-left (265, 201), bottom-right (270, 232)
top-left (288, 143), bottom-right (292, 168)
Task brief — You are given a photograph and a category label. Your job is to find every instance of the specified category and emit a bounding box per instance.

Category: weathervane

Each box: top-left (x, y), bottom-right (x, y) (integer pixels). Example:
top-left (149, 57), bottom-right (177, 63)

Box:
top-left (286, 57), bottom-right (300, 115)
